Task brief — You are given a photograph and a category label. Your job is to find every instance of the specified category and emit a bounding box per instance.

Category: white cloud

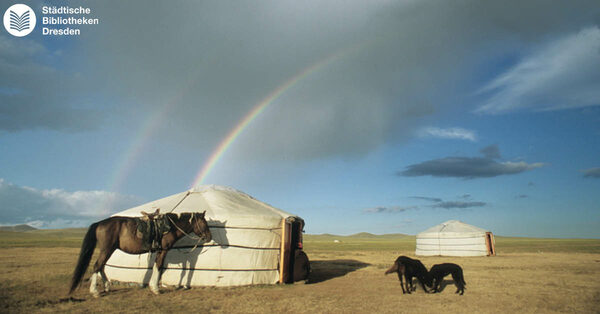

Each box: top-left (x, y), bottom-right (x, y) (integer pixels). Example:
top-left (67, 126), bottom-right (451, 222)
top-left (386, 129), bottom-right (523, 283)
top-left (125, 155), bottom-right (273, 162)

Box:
top-left (0, 33), bottom-right (104, 132)
top-left (477, 26), bottom-right (600, 113)
top-left (25, 218), bottom-right (93, 229)
top-left (0, 178), bottom-right (141, 228)
top-left (418, 127), bottom-right (478, 141)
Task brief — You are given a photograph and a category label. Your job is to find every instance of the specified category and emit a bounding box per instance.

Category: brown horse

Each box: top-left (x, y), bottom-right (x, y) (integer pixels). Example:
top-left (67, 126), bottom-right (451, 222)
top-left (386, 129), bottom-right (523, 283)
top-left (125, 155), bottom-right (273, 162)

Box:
top-left (69, 211), bottom-right (211, 297)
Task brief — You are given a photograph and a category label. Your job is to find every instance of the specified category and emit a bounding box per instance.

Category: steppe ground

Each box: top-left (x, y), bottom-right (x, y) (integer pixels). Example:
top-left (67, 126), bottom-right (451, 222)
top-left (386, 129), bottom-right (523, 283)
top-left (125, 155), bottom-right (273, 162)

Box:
top-left (1, 230), bottom-right (599, 313)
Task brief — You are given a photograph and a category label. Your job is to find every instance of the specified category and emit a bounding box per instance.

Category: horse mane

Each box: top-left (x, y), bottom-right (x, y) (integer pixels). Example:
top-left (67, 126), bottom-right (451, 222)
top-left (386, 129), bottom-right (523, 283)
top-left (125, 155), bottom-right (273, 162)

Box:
top-left (164, 213), bottom-right (199, 228)
top-left (164, 212), bottom-right (194, 219)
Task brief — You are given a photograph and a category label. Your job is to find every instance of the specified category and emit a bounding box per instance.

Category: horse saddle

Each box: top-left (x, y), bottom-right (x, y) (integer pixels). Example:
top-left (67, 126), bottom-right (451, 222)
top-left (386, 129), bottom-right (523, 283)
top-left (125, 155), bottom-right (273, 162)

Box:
top-left (135, 209), bottom-right (171, 251)
top-left (141, 208), bottom-right (160, 220)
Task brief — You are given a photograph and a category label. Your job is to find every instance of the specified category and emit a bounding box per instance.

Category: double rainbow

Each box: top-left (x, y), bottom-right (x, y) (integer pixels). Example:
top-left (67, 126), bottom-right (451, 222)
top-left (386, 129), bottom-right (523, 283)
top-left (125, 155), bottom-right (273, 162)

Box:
top-left (190, 49), bottom-right (355, 187)
top-left (107, 44), bottom-right (361, 194)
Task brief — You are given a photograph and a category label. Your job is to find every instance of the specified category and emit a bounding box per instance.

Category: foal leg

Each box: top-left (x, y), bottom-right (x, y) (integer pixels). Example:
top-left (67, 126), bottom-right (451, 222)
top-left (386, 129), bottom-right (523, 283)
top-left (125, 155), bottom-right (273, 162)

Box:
top-left (451, 273), bottom-right (464, 295)
top-left (432, 278), bottom-right (440, 293)
top-left (406, 275), bottom-right (414, 293)
top-left (396, 264), bottom-right (407, 294)
top-left (418, 278), bottom-right (429, 293)
top-left (403, 275), bottom-right (412, 294)
top-left (396, 272), bottom-right (406, 294)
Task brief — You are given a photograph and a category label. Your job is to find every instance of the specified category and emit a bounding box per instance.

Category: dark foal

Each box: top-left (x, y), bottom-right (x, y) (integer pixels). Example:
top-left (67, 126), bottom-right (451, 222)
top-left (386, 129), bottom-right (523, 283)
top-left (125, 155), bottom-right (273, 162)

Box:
top-left (429, 263), bottom-right (466, 295)
top-left (385, 256), bottom-right (431, 294)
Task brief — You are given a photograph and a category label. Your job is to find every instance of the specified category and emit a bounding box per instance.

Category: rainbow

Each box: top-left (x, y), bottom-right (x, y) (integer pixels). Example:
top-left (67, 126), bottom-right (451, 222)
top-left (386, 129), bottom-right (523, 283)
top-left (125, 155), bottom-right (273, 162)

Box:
top-left (107, 104), bottom-right (170, 194)
top-left (106, 68), bottom-right (206, 196)
top-left (106, 77), bottom-right (197, 194)
top-left (190, 49), bottom-right (356, 187)
top-left (106, 44), bottom-right (364, 195)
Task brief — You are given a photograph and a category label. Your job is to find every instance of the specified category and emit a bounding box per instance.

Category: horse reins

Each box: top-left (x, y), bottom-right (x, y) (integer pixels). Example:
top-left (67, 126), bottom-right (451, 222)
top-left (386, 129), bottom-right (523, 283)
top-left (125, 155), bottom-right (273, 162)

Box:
top-left (166, 214), bottom-right (207, 253)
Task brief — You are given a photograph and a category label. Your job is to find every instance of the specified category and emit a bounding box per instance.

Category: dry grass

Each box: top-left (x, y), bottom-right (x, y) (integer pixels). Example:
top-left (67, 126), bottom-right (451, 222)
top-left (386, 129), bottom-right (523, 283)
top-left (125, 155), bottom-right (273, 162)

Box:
top-left (1, 232), bottom-right (599, 313)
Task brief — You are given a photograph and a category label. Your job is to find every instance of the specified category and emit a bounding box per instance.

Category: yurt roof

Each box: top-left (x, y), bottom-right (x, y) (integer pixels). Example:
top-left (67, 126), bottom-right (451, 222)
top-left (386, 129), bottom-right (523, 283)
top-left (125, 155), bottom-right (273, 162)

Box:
top-left (113, 185), bottom-right (294, 229)
top-left (417, 220), bottom-right (488, 236)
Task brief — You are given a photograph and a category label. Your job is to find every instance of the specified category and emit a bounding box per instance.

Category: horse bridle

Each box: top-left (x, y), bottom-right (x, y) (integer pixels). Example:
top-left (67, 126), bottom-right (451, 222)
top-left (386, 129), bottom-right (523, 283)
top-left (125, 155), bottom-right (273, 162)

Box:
top-left (166, 213), bottom-right (209, 252)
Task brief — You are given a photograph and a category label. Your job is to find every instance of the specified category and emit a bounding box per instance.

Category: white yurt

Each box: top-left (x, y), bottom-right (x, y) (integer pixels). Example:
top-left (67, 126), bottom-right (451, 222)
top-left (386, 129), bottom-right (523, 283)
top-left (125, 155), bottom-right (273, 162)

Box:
top-left (415, 220), bottom-right (495, 257)
top-left (104, 185), bottom-right (305, 286)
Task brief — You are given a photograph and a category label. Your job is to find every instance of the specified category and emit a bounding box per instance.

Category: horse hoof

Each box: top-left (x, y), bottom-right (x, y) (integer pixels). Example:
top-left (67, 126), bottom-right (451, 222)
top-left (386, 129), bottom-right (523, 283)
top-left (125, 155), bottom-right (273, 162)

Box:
top-left (150, 288), bottom-right (160, 295)
top-left (91, 292), bottom-right (101, 298)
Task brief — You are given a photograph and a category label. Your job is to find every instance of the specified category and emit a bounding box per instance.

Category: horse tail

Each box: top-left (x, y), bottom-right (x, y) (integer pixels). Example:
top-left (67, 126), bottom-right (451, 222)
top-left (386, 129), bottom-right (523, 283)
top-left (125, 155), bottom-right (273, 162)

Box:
top-left (69, 222), bottom-right (99, 294)
top-left (459, 268), bottom-right (466, 286)
top-left (384, 261), bottom-right (398, 275)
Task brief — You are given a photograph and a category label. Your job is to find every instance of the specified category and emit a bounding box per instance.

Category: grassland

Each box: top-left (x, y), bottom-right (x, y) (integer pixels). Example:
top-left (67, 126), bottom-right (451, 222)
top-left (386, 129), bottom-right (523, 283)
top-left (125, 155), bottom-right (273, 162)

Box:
top-left (0, 229), bottom-right (86, 248)
top-left (1, 230), bottom-right (599, 313)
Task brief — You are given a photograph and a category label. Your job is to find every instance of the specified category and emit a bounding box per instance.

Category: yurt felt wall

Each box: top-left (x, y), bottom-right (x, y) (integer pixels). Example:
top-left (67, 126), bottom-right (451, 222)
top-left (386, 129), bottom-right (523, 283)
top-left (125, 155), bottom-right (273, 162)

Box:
top-left (104, 185), bottom-right (304, 286)
top-left (415, 220), bottom-right (495, 257)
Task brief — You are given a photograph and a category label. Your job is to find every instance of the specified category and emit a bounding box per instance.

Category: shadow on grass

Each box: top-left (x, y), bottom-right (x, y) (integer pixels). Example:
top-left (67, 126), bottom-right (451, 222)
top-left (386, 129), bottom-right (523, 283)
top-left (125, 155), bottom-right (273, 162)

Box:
top-left (56, 297), bottom-right (86, 303)
top-left (434, 279), bottom-right (460, 293)
top-left (308, 259), bottom-right (370, 284)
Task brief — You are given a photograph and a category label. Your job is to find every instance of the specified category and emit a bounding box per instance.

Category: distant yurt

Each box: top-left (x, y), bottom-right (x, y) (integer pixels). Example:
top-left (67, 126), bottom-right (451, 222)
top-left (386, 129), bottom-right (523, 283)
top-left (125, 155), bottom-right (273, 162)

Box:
top-left (104, 185), bottom-right (306, 286)
top-left (415, 220), bottom-right (495, 257)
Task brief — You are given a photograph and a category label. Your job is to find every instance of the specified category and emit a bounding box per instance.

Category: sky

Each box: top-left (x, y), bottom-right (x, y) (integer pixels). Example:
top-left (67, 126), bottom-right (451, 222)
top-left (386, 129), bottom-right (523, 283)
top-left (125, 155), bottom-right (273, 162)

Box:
top-left (1, 0), bottom-right (599, 238)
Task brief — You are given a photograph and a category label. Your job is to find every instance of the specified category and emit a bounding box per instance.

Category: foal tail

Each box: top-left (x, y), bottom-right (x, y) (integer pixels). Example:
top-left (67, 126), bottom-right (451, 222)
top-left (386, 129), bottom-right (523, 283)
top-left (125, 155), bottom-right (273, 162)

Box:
top-left (69, 222), bottom-right (99, 294)
top-left (384, 261), bottom-right (398, 275)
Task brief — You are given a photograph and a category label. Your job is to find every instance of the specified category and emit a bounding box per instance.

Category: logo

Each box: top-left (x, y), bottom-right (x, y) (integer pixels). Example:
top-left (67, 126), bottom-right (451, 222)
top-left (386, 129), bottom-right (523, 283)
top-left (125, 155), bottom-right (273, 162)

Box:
top-left (4, 4), bottom-right (36, 37)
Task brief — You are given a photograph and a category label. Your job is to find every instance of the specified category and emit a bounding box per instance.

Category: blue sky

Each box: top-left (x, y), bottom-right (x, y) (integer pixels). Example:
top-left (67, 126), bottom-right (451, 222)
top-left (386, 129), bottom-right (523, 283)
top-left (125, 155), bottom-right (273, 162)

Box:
top-left (1, 1), bottom-right (599, 237)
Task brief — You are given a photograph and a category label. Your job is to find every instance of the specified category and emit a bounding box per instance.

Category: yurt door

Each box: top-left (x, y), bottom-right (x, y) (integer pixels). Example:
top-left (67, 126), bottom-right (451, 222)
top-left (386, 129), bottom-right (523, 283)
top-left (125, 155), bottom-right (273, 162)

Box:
top-left (485, 232), bottom-right (496, 256)
top-left (279, 218), bottom-right (304, 283)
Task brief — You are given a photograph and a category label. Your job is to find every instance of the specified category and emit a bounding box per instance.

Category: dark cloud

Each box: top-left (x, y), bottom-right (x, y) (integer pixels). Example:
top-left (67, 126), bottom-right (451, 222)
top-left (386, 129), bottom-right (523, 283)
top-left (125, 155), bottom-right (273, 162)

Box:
top-left (409, 195), bottom-right (486, 209)
top-left (0, 179), bottom-right (140, 228)
top-left (0, 35), bottom-right (105, 132)
top-left (582, 167), bottom-right (600, 178)
top-left (400, 145), bottom-right (543, 179)
top-left (432, 201), bottom-right (487, 209)
top-left (480, 145), bottom-right (501, 159)
top-left (410, 196), bottom-right (443, 202)
top-left (400, 156), bottom-right (544, 179)
top-left (363, 206), bottom-right (417, 214)
top-left (3, 1), bottom-right (599, 161)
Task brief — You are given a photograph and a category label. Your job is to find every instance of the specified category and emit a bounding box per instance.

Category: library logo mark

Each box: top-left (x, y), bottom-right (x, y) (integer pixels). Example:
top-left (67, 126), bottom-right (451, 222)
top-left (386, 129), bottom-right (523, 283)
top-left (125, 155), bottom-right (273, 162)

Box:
top-left (4, 4), bottom-right (36, 37)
